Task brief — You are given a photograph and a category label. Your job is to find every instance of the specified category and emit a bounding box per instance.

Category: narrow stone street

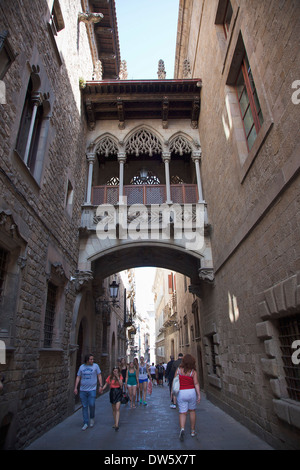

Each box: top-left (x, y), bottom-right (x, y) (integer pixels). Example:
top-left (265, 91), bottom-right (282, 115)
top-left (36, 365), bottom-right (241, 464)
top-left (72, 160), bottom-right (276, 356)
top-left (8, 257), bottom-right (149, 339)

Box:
top-left (25, 384), bottom-right (273, 452)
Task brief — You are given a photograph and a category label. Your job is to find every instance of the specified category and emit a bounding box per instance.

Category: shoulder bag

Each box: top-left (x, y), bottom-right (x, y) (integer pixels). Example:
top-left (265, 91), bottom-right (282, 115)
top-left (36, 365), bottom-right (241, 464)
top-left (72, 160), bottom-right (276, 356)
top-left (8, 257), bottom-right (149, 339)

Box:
top-left (172, 369), bottom-right (180, 397)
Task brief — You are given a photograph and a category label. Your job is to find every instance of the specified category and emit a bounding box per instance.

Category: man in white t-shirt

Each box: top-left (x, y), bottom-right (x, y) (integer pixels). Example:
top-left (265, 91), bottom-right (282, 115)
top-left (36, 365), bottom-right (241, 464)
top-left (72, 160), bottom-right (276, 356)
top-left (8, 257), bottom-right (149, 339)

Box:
top-left (74, 354), bottom-right (102, 430)
top-left (149, 363), bottom-right (157, 385)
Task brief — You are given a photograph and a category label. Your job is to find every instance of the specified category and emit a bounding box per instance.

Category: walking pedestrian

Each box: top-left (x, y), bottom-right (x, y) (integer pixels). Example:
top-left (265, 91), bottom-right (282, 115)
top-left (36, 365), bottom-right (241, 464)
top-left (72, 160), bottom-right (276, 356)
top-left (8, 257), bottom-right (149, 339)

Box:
top-left (101, 366), bottom-right (123, 431)
top-left (74, 354), bottom-right (102, 430)
top-left (165, 355), bottom-right (174, 403)
top-left (149, 363), bottom-right (157, 385)
top-left (157, 362), bottom-right (165, 386)
top-left (169, 353), bottom-right (183, 408)
top-left (125, 361), bottom-right (139, 408)
top-left (174, 354), bottom-right (201, 441)
top-left (119, 357), bottom-right (127, 391)
top-left (138, 356), bottom-right (151, 405)
top-left (133, 357), bottom-right (140, 403)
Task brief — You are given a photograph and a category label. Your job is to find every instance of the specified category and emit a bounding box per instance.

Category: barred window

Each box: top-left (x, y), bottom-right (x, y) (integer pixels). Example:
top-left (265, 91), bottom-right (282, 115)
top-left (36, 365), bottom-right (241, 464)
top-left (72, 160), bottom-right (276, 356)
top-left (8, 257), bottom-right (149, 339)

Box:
top-left (44, 282), bottom-right (57, 348)
top-left (278, 314), bottom-right (300, 402)
top-left (192, 301), bottom-right (201, 339)
top-left (0, 247), bottom-right (8, 300)
top-left (209, 335), bottom-right (217, 375)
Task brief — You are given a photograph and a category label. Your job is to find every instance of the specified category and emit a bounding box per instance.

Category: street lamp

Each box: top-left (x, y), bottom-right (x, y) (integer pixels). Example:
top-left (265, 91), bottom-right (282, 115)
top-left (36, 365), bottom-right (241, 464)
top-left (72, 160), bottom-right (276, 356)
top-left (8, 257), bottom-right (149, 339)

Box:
top-left (109, 279), bottom-right (119, 305)
top-left (139, 168), bottom-right (148, 180)
top-left (96, 279), bottom-right (120, 313)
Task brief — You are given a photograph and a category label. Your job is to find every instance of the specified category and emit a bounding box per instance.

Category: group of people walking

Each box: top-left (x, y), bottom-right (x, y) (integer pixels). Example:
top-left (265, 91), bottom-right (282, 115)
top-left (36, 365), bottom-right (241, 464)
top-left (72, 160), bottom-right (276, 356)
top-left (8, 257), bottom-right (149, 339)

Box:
top-left (74, 352), bottom-right (201, 441)
top-left (74, 355), bottom-right (152, 431)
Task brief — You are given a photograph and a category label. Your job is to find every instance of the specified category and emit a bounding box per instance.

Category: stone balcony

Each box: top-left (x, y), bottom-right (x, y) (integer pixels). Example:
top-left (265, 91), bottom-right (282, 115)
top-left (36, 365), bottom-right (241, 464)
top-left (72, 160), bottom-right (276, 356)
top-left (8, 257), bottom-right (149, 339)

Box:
top-left (91, 183), bottom-right (199, 206)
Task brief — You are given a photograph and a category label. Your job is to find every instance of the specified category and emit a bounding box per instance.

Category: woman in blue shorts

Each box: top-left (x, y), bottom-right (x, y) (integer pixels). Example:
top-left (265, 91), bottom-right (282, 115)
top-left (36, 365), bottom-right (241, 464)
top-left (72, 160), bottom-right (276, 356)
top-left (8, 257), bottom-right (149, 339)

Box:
top-left (138, 356), bottom-right (151, 405)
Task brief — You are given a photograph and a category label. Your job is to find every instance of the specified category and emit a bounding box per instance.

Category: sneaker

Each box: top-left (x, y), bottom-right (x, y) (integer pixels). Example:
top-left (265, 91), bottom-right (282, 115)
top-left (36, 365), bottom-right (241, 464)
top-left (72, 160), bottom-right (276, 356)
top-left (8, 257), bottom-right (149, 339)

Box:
top-left (82, 424), bottom-right (88, 431)
top-left (90, 419), bottom-right (94, 428)
top-left (170, 404), bottom-right (176, 409)
top-left (191, 430), bottom-right (196, 437)
top-left (143, 401), bottom-right (147, 406)
top-left (179, 428), bottom-right (185, 441)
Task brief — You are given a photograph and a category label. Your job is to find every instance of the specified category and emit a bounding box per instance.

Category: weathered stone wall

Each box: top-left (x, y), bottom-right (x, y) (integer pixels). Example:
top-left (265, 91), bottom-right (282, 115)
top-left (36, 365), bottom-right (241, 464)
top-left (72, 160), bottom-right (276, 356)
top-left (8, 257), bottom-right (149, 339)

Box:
top-left (0, 0), bottom-right (93, 448)
top-left (174, 0), bottom-right (300, 449)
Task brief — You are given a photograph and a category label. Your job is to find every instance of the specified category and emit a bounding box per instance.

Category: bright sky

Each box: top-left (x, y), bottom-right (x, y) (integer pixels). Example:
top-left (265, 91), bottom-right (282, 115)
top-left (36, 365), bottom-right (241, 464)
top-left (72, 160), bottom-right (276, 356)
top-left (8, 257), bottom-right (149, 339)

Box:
top-left (115, 0), bottom-right (180, 80)
top-left (115, 1), bottom-right (179, 311)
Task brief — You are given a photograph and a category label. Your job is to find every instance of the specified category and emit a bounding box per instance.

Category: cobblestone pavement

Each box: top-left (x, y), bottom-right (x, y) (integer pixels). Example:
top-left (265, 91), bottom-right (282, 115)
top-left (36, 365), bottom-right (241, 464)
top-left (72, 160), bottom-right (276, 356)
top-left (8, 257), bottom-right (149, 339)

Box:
top-left (25, 384), bottom-right (273, 453)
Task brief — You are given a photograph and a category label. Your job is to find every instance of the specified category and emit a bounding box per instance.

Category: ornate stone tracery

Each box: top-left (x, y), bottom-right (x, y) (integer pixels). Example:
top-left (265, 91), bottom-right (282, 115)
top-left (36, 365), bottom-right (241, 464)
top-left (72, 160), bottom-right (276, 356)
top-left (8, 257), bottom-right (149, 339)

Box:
top-left (169, 135), bottom-right (192, 156)
top-left (125, 128), bottom-right (162, 157)
top-left (89, 129), bottom-right (201, 159)
top-left (95, 136), bottom-right (118, 157)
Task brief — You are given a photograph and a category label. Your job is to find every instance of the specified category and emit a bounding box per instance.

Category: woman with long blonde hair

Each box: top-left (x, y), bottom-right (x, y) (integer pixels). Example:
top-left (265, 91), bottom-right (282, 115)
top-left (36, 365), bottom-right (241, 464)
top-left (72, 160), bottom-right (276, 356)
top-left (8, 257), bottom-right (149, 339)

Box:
top-left (174, 354), bottom-right (201, 441)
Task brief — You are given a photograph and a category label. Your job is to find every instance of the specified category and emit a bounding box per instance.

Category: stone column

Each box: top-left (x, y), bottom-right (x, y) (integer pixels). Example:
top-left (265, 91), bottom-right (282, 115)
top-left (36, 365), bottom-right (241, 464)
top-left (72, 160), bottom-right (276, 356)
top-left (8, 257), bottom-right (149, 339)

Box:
top-left (85, 152), bottom-right (95, 204)
top-left (192, 151), bottom-right (204, 203)
top-left (162, 152), bottom-right (172, 204)
top-left (118, 152), bottom-right (126, 204)
top-left (23, 92), bottom-right (41, 166)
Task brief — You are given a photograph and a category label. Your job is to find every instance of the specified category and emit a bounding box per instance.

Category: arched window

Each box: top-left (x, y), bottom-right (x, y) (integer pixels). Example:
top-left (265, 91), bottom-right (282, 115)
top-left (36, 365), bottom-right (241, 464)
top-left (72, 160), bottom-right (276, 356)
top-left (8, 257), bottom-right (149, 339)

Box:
top-left (130, 171), bottom-right (160, 185)
top-left (96, 136), bottom-right (118, 158)
top-left (169, 135), bottom-right (192, 156)
top-left (125, 128), bottom-right (162, 157)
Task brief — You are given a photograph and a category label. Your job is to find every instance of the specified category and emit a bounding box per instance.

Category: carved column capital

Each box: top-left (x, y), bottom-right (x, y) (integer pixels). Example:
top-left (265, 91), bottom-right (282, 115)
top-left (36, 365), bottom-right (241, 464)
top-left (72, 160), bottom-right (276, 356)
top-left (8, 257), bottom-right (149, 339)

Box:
top-left (117, 151), bottom-right (127, 163)
top-left (191, 149), bottom-right (202, 161)
top-left (162, 151), bottom-right (171, 162)
top-left (86, 152), bottom-right (96, 163)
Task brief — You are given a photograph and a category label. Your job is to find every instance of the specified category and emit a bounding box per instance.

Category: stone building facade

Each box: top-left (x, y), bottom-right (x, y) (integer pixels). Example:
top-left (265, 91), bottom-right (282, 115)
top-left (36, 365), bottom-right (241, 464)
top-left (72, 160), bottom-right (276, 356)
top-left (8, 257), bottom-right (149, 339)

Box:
top-left (174, 0), bottom-right (300, 450)
top-left (0, 0), bottom-right (129, 449)
top-left (153, 269), bottom-right (205, 386)
top-left (0, 0), bottom-right (299, 452)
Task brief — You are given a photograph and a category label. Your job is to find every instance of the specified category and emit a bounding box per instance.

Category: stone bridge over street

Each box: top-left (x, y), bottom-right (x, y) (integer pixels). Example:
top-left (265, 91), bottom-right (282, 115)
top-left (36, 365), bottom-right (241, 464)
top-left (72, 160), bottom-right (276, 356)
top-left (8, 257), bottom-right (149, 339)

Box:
top-left (78, 201), bottom-right (214, 287)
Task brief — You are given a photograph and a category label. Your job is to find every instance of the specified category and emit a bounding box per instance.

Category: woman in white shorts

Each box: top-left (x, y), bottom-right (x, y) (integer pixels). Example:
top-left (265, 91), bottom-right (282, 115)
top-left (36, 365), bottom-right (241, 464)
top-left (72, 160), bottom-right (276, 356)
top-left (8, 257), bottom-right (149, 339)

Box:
top-left (174, 354), bottom-right (201, 441)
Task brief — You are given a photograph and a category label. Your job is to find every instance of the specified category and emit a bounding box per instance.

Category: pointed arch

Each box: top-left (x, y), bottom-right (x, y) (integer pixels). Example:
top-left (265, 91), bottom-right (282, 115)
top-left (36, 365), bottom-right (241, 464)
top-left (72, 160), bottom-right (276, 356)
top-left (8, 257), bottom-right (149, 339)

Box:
top-left (93, 133), bottom-right (119, 158)
top-left (169, 132), bottom-right (194, 156)
top-left (124, 125), bottom-right (163, 157)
